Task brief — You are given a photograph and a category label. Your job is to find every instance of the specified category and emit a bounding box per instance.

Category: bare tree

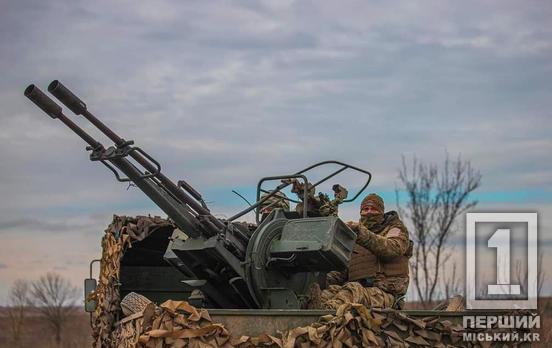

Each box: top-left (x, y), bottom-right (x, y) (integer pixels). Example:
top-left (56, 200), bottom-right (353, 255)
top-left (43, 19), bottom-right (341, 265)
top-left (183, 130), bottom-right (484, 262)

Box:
top-left (6, 279), bottom-right (31, 347)
top-left (30, 272), bottom-right (79, 346)
top-left (397, 153), bottom-right (481, 307)
top-left (442, 261), bottom-right (462, 300)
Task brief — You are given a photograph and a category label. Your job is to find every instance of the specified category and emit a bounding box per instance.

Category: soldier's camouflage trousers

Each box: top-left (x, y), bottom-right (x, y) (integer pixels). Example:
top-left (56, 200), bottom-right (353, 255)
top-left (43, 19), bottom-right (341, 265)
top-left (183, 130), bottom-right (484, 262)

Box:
top-left (320, 282), bottom-right (395, 309)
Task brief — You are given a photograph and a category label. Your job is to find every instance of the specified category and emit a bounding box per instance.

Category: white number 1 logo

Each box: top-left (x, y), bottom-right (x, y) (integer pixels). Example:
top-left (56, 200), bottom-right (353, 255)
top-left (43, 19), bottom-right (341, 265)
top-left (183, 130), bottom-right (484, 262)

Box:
top-left (487, 228), bottom-right (521, 295)
top-left (466, 213), bottom-right (537, 309)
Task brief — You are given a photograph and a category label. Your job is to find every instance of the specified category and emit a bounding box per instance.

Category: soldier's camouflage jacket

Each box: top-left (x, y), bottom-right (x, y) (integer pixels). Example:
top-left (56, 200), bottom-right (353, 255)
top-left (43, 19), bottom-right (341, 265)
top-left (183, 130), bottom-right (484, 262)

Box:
top-left (328, 211), bottom-right (413, 296)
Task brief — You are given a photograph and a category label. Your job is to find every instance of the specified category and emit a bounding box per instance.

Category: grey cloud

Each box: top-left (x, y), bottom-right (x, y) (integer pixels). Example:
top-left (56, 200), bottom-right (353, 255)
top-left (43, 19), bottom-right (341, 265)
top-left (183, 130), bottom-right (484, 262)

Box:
top-left (0, 217), bottom-right (105, 233)
top-left (1, 0), bottom-right (550, 217)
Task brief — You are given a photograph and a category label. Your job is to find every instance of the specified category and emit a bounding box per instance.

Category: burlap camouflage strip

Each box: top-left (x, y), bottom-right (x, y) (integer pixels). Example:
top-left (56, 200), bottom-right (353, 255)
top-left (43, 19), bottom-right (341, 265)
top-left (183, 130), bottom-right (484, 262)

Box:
top-left (113, 300), bottom-right (532, 348)
top-left (93, 215), bottom-right (531, 348)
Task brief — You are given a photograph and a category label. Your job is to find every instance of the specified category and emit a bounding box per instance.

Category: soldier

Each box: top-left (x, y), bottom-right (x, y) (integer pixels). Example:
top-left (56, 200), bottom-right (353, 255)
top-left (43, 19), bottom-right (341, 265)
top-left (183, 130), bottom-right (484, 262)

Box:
top-left (319, 193), bottom-right (412, 309)
top-left (258, 191), bottom-right (290, 221)
top-left (283, 178), bottom-right (348, 217)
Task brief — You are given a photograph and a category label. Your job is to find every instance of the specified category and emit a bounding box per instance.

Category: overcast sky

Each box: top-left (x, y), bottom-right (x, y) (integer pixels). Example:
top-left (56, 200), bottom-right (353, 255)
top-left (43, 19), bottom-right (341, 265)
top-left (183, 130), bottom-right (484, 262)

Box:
top-left (1, 1), bottom-right (551, 303)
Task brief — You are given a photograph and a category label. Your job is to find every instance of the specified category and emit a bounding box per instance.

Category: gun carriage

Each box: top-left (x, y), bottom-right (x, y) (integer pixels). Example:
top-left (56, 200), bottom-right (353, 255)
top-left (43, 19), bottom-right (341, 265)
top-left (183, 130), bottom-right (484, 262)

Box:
top-left (25, 81), bottom-right (372, 310)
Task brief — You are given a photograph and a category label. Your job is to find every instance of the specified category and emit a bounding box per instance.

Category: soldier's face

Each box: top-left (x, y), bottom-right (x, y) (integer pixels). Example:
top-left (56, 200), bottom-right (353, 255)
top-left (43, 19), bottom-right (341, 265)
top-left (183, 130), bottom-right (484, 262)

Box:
top-left (360, 204), bottom-right (380, 216)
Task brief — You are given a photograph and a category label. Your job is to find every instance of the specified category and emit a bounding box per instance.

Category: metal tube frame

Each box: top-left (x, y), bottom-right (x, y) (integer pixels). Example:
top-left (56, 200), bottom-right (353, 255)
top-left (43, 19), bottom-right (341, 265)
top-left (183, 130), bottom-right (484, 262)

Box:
top-left (229, 161), bottom-right (372, 223)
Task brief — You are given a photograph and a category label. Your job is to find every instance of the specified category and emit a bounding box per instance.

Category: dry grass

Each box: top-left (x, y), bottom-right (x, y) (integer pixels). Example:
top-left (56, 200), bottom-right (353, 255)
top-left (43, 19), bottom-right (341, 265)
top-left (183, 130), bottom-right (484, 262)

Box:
top-left (534, 297), bottom-right (552, 347)
top-left (0, 308), bottom-right (91, 348)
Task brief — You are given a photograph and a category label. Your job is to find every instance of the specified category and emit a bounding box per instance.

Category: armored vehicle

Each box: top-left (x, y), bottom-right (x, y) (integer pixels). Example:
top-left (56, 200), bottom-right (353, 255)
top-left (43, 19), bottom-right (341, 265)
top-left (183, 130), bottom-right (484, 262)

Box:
top-left (25, 82), bottom-right (534, 347)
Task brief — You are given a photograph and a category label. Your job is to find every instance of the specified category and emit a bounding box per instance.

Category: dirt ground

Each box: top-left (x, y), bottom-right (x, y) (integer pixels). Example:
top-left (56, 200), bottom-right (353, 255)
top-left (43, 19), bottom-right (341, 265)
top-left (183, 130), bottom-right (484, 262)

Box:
top-left (0, 300), bottom-right (550, 347)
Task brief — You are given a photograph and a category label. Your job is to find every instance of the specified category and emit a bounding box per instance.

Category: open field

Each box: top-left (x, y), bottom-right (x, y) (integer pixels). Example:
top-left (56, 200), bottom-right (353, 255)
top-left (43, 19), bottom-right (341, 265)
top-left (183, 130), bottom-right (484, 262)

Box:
top-left (0, 308), bottom-right (91, 348)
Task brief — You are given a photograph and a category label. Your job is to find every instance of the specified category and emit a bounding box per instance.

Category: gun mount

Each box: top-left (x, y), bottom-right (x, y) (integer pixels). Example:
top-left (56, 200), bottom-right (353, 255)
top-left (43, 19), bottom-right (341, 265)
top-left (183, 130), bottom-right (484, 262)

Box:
top-left (25, 81), bottom-right (372, 309)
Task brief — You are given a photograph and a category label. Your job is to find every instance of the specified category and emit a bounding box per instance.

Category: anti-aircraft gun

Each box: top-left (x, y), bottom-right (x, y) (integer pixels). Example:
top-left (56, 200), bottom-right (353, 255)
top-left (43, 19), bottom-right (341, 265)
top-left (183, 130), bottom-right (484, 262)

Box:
top-left (24, 81), bottom-right (372, 310)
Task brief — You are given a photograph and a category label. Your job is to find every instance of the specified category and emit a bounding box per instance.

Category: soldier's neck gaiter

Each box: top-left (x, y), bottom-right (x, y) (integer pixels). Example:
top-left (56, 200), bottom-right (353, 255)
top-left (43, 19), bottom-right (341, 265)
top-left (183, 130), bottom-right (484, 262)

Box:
top-left (360, 213), bottom-right (385, 231)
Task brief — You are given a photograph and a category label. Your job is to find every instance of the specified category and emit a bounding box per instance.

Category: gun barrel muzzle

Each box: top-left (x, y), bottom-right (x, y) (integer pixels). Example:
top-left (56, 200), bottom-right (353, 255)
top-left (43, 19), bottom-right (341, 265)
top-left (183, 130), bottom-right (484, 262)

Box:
top-left (24, 84), bottom-right (62, 119)
top-left (48, 80), bottom-right (87, 115)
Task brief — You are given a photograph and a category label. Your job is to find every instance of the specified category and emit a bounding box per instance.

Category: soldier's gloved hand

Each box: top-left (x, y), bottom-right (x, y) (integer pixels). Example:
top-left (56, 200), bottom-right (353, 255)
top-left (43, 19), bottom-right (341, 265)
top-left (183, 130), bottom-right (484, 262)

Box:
top-left (282, 178), bottom-right (304, 194)
top-left (357, 224), bottom-right (375, 241)
top-left (332, 184), bottom-right (348, 201)
top-left (346, 221), bottom-right (359, 231)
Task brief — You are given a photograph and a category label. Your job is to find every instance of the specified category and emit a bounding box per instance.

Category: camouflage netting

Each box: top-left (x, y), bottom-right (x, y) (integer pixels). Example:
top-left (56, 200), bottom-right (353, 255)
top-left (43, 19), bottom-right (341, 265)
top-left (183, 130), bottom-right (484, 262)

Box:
top-left (90, 215), bottom-right (177, 348)
top-left (110, 300), bottom-right (533, 348)
top-left (113, 300), bottom-right (467, 347)
top-left (91, 215), bottom-right (529, 348)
